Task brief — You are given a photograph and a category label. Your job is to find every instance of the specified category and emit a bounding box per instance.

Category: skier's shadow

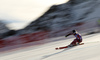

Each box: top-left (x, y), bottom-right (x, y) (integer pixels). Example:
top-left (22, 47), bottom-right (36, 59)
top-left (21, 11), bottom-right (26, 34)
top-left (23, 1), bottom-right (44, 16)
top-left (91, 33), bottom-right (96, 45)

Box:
top-left (42, 47), bottom-right (74, 59)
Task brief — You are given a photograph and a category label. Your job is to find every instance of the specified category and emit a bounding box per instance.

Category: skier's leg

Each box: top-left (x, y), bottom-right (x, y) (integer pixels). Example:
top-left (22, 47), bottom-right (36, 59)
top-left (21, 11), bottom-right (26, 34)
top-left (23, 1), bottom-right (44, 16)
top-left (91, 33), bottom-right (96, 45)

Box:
top-left (70, 39), bottom-right (77, 46)
top-left (74, 39), bottom-right (81, 45)
top-left (77, 39), bottom-right (82, 44)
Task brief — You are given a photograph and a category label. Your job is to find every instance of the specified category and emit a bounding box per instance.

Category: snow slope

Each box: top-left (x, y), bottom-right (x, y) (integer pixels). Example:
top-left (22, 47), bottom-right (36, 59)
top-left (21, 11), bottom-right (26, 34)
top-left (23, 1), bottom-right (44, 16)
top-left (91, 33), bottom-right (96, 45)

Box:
top-left (0, 33), bottom-right (100, 60)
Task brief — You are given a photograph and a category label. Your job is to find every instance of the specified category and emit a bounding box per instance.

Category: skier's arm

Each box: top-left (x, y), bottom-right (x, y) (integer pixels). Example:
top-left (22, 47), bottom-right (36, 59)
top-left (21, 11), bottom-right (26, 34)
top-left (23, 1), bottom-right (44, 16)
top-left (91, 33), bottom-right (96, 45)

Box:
top-left (65, 33), bottom-right (71, 37)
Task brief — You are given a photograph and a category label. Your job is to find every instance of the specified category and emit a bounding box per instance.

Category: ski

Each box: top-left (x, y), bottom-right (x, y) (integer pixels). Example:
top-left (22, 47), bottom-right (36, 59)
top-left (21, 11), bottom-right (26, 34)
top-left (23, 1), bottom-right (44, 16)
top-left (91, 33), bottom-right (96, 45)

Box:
top-left (55, 43), bottom-right (84, 50)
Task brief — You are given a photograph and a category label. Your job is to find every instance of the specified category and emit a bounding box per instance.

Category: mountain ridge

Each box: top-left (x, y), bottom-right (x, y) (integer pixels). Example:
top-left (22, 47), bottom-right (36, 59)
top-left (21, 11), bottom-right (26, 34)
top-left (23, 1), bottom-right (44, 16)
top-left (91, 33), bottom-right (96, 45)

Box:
top-left (17, 0), bottom-right (99, 35)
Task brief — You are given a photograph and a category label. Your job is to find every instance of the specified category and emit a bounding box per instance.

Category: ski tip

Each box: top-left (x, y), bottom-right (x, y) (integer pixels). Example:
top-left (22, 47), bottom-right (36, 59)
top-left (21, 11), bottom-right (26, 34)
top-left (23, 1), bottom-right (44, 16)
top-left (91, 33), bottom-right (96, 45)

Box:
top-left (55, 48), bottom-right (58, 50)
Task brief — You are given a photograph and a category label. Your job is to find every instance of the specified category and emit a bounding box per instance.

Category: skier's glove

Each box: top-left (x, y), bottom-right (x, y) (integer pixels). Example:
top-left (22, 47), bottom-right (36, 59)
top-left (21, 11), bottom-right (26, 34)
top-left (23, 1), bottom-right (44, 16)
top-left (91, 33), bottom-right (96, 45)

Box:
top-left (65, 34), bottom-right (70, 37)
top-left (65, 35), bottom-right (68, 37)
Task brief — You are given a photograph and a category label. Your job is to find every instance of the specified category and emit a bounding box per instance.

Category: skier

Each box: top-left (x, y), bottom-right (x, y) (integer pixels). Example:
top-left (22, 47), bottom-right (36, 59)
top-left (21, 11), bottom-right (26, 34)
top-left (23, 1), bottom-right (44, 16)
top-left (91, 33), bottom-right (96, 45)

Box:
top-left (65, 30), bottom-right (82, 47)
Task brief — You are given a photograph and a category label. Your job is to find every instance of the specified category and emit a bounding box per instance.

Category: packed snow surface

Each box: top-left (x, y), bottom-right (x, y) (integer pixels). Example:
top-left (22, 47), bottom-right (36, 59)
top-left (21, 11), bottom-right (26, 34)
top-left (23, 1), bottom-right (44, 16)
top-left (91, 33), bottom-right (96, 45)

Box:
top-left (0, 33), bottom-right (100, 60)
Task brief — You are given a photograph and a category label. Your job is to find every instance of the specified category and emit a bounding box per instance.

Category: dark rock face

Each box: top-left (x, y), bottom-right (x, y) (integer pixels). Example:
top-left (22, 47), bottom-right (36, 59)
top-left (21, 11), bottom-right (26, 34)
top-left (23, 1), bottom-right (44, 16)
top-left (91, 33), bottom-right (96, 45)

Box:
top-left (69, 0), bottom-right (89, 5)
top-left (0, 21), bottom-right (9, 34)
top-left (1, 30), bottom-right (17, 39)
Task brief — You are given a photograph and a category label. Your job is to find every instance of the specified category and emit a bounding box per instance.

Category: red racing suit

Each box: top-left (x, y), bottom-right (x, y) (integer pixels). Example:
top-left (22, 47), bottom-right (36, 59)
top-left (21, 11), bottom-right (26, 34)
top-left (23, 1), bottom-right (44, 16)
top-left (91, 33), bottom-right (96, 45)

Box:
top-left (70, 33), bottom-right (82, 45)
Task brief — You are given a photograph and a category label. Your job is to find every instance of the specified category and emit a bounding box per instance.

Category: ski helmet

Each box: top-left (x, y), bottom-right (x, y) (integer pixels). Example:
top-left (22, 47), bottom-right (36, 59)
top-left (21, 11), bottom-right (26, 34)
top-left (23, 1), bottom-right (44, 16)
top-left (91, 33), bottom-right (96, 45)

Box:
top-left (72, 30), bottom-right (76, 33)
